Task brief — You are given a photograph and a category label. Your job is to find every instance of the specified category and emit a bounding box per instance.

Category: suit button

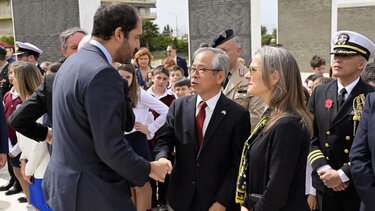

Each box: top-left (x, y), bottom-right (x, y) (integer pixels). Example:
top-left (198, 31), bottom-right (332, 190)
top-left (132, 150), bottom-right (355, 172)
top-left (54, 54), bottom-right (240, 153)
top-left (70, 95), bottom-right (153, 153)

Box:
top-left (196, 163), bottom-right (200, 167)
top-left (326, 131), bottom-right (330, 135)
top-left (345, 136), bottom-right (350, 141)
top-left (325, 143), bottom-right (330, 148)
top-left (344, 149), bottom-right (349, 154)
top-left (326, 156), bottom-right (330, 160)
top-left (192, 181), bottom-right (196, 185)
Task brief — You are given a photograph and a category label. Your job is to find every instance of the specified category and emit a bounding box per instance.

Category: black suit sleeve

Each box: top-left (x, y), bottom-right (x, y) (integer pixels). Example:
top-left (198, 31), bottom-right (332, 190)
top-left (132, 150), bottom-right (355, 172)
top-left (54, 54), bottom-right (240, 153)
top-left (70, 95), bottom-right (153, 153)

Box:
top-left (0, 95), bottom-right (8, 153)
top-left (9, 75), bottom-right (50, 141)
top-left (123, 79), bottom-right (135, 132)
top-left (308, 88), bottom-right (328, 170)
top-left (350, 93), bottom-right (375, 210)
top-left (154, 100), bottom-right (176, 160)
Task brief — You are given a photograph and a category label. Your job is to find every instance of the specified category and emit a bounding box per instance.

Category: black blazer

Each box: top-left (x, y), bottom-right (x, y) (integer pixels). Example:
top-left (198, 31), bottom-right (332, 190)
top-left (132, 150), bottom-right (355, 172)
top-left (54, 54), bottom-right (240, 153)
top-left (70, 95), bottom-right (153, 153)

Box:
top-left (9, 74), bottom-right (54, 141)
top-left (309, 79), bottom-right (375, 194)
top-left (246, 114), bottom-right (310, 211)
top-left (154, 93), bottom-right (250, 211)
top-left (0, 63), bottom-right (10, 96)
top-left (350, 92), bottom-right (375, 211)
top-left (176, 55), bottom-right (188, 77)
top-left (0, 95), bottom-right (8, 153)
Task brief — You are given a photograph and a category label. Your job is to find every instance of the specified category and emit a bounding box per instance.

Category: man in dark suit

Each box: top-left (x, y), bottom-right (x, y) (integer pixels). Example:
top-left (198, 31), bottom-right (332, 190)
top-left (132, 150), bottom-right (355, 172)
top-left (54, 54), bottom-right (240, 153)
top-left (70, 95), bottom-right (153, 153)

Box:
top-left (154, 47), bottom-right (250, 211)
top-left (9, 28), bottom-right (88, 144)
top-left (42, 3), bottom-right (171, 211)
top-left (350, 92), bottom-right (375, 211)
top-left (0, 95), bottom-right (8, 169)
top-left (166, 44), bottom-right (188, 76)
top-left (308, 31), bottom-right (375, 211)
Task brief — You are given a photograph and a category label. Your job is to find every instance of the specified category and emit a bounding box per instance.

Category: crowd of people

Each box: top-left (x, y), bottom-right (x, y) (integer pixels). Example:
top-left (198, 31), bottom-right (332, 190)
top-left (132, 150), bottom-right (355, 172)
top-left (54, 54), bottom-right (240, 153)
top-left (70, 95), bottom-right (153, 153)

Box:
top-left (0, 2), bottom-right (375, 211)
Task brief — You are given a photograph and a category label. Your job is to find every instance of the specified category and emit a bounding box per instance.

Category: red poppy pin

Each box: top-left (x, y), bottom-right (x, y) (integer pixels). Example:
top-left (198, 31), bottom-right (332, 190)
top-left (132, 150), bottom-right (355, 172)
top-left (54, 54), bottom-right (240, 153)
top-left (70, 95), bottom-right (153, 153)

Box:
top-left (325, 99), bottom-right (333, 109)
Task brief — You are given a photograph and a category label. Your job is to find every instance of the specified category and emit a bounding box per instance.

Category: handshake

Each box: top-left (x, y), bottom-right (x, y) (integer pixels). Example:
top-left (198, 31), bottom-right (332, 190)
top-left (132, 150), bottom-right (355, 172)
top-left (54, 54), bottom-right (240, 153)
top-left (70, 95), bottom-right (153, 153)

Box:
top-left (149, 157), bottom-right (173, 182)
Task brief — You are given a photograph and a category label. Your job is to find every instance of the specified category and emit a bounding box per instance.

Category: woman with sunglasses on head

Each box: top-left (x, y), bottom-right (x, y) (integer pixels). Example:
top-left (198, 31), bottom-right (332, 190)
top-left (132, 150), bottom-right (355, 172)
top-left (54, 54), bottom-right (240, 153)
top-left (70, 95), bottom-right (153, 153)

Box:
top-left (236, 46), bottom-right (313, 211)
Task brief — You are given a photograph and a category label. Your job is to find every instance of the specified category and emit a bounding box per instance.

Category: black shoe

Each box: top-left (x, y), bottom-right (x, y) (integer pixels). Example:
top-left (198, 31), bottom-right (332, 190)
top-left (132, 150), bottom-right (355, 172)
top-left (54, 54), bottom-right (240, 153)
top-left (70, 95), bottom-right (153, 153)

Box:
top-left (0, 179), bottom-right (14, 191)
top-left (18, 196), bottom-right (27, 203)
top-left (5, 184), bottom-right (22, 195)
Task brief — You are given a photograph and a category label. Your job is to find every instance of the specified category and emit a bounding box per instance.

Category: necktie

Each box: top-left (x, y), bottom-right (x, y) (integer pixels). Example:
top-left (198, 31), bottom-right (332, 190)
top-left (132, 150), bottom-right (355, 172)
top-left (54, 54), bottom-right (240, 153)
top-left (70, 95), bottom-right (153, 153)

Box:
top-left (337, 88), bottom-right (347, 108)
top-left (196, 101), bottom-right (207, 147)
top-left (223, 72), bottom-right (232, 89)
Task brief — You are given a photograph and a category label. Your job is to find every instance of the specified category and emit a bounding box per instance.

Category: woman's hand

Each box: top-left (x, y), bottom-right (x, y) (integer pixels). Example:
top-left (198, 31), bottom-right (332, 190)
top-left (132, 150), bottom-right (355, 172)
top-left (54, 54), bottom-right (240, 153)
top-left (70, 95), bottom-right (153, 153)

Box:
top-left (241, 206), bottom-right (249, 211)
top-left (307, 194), bottom-right (318, 211)
top-left (134, 122), bottom-right (150, 135)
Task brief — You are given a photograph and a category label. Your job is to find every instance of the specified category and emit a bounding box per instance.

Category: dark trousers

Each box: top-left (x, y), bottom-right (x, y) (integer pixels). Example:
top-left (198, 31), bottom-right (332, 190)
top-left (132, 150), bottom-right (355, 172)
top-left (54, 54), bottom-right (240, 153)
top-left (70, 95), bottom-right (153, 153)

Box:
top-left (317, 186), bottom-right (360, 211)
top-left (6, 154), bottom-right (20, 187)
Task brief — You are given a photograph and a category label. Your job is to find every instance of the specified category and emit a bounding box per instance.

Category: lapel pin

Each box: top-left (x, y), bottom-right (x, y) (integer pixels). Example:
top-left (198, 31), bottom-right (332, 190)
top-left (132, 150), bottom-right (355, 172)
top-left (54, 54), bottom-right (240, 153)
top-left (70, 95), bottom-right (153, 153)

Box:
top-left (221, 110), bottom-right (227, 115)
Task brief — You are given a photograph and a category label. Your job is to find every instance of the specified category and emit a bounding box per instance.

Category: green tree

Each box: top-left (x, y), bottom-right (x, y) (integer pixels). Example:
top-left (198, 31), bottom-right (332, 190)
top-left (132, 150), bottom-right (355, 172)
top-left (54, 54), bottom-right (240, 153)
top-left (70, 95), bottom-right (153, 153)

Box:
top-left (140, 20), bottom-right (159, 50)
top-left (0, 35), bottom-right (14, 45)
top-left (261, 25), bottom-right (267, 35)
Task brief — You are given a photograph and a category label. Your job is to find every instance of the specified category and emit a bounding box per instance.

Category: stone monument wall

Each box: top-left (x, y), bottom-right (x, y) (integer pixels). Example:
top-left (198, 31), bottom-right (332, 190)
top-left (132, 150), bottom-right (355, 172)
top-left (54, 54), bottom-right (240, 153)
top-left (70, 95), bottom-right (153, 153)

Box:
top-left (188, 0), bottom-right (252, 65)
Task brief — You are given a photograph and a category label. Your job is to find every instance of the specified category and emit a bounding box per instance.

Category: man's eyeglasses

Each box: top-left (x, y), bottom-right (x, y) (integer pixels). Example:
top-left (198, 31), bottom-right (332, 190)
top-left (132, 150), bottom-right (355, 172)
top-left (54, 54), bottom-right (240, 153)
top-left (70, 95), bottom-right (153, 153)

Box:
top-left (189, 66), bottom-right (220, 75)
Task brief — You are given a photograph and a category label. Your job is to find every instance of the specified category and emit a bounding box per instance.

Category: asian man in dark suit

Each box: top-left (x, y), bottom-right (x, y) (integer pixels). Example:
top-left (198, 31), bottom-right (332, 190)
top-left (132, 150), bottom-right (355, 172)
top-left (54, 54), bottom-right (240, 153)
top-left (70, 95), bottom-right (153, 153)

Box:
top-left (350, 92), bottom-right (375, 211)
top-left (308, 31), bottom-right (375, 211)
top-left (154, 47), bottom-right (250, 211)
top-left (42, 3), bottom-right (171, 211)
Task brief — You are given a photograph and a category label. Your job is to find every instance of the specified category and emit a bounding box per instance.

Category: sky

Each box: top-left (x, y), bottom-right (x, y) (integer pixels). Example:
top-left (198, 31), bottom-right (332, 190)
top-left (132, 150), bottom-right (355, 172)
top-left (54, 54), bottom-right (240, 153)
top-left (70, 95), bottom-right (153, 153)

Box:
top-left (153, 0), bottom-right (278, 36)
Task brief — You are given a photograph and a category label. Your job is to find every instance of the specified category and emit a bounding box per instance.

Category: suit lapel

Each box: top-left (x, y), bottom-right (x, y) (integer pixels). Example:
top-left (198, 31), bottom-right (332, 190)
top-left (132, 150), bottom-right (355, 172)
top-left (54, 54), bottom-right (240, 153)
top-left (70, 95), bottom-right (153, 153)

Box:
top-left (197, 94), bottom-right (228, 159)
top-left (186, 95), bottom-right (199, 153)
top-left (330, 79), bottom-right (364, 129)
top-left (324, 81), bottom-right (338, 124)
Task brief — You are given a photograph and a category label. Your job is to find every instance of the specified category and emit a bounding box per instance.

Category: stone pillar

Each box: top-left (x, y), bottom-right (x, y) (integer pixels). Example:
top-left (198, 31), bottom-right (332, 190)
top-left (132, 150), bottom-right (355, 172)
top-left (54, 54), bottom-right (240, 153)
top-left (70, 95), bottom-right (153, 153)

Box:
top-left (278, 0), bottom-right (332, 72)
top-left (188, 0), bottom-right (252, 65)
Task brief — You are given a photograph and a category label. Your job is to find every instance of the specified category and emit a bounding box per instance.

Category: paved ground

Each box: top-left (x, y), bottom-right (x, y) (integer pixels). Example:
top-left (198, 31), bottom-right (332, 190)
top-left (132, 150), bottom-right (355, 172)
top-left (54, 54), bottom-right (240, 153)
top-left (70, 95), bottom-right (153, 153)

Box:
top-left (0, 164), bottom-right (32, 211)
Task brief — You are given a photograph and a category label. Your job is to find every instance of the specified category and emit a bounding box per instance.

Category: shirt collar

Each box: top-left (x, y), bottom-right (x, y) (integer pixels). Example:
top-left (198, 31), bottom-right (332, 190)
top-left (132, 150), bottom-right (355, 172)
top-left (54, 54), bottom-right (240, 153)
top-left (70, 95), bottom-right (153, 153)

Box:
top-left (337, 77), bottom-right (360, 96)
top-left (196, 91), bottom-right (222, 111)
top-left (89, 39), bottom-right (112, 64)
top-left (147, 86), bottom-right (174, 99)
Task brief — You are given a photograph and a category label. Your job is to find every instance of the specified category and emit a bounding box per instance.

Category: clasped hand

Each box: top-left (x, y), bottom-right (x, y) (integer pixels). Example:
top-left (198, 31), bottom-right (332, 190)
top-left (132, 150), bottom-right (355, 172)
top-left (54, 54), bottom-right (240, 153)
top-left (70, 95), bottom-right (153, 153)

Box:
top-left (149, 157), bottom-right (172, 182)
top-left (319, 169), bottom-right (348, 191)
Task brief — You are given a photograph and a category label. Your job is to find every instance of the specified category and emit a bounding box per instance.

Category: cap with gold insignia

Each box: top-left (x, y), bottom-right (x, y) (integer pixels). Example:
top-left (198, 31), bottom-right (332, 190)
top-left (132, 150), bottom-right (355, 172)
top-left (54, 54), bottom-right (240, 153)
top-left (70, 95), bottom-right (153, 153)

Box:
top-left (211, 28), bottom-right (236, 48)
top-left (14, 41), bottom-right (43, 58)
top-left (331, 30), bottom-right (375, 61)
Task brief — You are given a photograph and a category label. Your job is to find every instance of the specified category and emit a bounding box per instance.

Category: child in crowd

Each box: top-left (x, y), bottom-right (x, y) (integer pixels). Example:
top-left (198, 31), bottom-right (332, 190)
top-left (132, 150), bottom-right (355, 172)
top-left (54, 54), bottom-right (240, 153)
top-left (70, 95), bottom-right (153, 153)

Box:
top-left (173, 78), bottom-right (191, 98)
top-left (168, 65), bottom-right (184, 90)
top-left (147, 65), bottom-right (175, 209)
top-left (10, 61), bottom-right (51, 211)
top-left (310, 55), bottom-right (326, 75)
top-left (117, 64), bottom-right (168, 211)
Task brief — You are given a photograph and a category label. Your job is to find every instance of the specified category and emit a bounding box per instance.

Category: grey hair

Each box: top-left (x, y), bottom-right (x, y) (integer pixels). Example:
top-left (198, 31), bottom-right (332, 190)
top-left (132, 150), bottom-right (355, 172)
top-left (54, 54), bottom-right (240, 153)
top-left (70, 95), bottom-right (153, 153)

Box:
top-left (193, 47), bottom-right (230, 81)
top-left (59, 27), bottom-right (87, 49)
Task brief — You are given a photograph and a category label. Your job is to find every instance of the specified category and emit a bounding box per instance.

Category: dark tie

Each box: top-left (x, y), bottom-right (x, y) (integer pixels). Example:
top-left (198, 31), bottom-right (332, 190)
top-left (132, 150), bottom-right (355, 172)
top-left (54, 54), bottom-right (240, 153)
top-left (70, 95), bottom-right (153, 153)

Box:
top-left (337, 88), bottom-right (347, 108)
top-left (223, 72), bottom-right (232, 89)
top-left (196, 101), bottom-right (207, 147)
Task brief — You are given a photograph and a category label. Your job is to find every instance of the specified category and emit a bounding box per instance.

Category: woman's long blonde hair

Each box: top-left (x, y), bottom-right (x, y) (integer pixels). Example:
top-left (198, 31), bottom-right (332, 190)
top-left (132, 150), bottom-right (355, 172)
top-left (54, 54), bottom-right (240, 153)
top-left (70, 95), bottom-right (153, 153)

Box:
top-left (257, 47), bottom-right (313, 136)
top-left (10, 61), bottom-right (43, 101)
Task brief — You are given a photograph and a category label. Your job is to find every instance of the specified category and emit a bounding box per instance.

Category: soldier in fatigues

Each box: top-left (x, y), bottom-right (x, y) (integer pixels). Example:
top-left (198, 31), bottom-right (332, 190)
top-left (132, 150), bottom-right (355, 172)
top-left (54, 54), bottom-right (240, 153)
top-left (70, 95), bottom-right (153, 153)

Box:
top-left (211, 29), bottom-right (265, 130)
top-left (308, 31), bottom-right (375, 211)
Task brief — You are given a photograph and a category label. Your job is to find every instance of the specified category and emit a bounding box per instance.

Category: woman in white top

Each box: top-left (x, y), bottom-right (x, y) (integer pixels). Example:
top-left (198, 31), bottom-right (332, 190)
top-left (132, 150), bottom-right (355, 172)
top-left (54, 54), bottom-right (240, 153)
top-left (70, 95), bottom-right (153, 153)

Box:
top-left (11, 61), bottom-right (51, 211)
top-left (118, 64), bottom-right (168, 211)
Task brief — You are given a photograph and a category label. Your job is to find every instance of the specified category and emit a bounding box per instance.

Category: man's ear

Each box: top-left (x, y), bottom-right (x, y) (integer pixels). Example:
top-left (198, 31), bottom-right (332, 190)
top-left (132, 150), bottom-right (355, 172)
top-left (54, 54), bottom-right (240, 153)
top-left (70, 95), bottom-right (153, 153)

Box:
top-left (216, 70), bottom-right (225, 85)
top-left (114, 27), bottom-right (123, 41)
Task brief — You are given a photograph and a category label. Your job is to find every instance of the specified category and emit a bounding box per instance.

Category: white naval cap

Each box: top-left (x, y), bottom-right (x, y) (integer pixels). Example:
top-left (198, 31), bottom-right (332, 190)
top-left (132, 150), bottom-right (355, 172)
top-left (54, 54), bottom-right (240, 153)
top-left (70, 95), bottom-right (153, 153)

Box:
top-left (14, 41), bottom-right (43, 57)
top-left (331, 30), bottom-right (375, 61)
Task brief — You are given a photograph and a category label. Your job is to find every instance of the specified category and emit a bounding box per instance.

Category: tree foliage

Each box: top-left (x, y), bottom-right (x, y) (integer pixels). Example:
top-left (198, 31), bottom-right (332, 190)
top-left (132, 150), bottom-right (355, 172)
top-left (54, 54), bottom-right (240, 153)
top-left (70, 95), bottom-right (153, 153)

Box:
top-left (0, 35), bottom-right (14, 45)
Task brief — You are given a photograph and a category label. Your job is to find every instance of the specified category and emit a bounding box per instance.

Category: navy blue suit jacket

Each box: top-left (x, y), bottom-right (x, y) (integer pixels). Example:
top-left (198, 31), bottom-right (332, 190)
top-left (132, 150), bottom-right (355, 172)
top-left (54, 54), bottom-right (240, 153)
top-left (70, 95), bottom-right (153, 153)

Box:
top-left (176, 55), bottom-right (188, 77)
top-left (43, 43), bottom-right (149, 211)
top-left (350, 92), bottom-right (375, 211)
